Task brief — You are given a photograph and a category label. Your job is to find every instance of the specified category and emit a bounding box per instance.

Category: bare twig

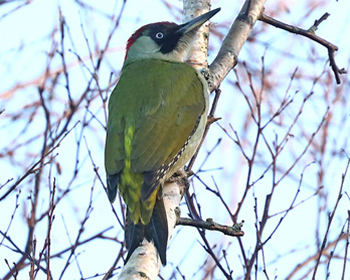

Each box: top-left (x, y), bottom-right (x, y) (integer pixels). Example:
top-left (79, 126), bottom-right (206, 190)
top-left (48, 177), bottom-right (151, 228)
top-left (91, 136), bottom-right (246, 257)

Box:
top-left (312, 156), bottom-right (350, 279)
top-left (342, 211), bottom-right (350, 280)
top-left (0, 123), bottom-right (78, 201)
top-left (177, 217), bottom-right (244, 237)
top-left (259, 13), bottom-right (346, 84)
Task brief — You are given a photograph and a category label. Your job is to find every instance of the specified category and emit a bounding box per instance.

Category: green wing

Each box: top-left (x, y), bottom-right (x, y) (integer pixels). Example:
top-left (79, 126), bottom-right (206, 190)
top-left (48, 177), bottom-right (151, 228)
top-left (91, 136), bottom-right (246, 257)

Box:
top-left (105, 59), bottom-right (205, 201)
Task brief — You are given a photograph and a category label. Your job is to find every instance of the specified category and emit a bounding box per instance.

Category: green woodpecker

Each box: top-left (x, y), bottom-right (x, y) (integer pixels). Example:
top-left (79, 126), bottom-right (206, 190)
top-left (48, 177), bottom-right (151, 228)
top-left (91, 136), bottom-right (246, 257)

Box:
top-left (105, 8), bottom-right (220, 265)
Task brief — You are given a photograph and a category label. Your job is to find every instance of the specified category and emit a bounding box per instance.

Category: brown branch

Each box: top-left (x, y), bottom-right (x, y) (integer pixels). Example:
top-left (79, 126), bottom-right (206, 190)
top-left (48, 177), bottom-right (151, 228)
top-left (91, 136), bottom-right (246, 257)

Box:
top-left (342, 211), bottom-right (350, 280)
top-left (259, 13), bottom-right (346, 84)
top-left (45, 179), bottom-right (56, 280)
top-left (1, 227), bottom-right (115, 280)
top-left (176, 217), bottom-right (244, 237)
top-left (286, 233), bottom-right (350, 280)
top-left (58, 181), bottom-right (95, 279)
top-left (312, 155), bottom-right (350, 278)
top-left (0, 122), bottom-right (78, 201)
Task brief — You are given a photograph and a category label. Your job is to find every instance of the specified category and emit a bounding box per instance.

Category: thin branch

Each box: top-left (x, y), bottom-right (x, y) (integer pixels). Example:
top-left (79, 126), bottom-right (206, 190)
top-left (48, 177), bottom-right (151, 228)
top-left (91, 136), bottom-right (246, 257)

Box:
top-left (342, 211), bottom-right (350, 280)
top-left (312, 156), bottom-right (350, 279)
top-left (286, 234), bottom-right (350, 280)
top-left (177, 217), bottom-right (244, 237)
top-left (259, 13), bottom-right (346, 84)
top-left (0, 122), bottom-right (79, 201)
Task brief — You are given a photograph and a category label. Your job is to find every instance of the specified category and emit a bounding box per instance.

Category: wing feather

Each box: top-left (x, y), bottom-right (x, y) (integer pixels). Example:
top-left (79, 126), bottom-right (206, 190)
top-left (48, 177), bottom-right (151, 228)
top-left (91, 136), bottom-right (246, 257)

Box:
top-left (105, 59), bottom-right (206, 201)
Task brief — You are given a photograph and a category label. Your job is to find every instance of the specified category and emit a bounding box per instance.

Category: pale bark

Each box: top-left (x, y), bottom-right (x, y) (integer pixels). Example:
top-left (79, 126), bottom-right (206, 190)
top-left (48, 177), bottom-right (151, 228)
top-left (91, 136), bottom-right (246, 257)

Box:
top-left (118, 181), bottom-right (183, 280)
top-left (183, 0), bottom-right (212, 69)
top-left (117, 1), bottom-right (266, 279)
top-left (209, 0), bottom-right (267, 91)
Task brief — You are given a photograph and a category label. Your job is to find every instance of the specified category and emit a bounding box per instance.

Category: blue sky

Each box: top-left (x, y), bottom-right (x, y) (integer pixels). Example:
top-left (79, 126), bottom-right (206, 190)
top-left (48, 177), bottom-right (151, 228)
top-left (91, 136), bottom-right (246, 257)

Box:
top-left (1, 0), bottom-right (350, 279)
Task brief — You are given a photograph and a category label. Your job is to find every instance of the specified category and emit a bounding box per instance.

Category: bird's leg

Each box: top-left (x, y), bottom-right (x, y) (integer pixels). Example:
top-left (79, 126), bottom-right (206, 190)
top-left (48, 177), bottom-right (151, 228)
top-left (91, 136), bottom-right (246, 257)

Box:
top-left (166, 168), bottom-right (193, 200)
top-left (167, 169), bottom-right (194, 188)
top-left (167, 169), bottom-right (194, 195)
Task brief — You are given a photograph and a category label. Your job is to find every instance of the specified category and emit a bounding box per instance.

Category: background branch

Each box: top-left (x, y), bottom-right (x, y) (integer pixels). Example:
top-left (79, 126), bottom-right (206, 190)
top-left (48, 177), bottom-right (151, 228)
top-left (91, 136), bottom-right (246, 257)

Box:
top-left (177, 217), bottom-right (244, 237)
top-left (259, 13), bottom-right (346, 84)
top-left (1, 0), bottom-right (349, 279)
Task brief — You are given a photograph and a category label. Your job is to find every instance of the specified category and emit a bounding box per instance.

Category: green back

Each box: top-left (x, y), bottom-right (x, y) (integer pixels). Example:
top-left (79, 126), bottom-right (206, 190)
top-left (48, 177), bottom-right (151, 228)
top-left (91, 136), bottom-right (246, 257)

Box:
top-left (105, 58), bottom-right (205, 223)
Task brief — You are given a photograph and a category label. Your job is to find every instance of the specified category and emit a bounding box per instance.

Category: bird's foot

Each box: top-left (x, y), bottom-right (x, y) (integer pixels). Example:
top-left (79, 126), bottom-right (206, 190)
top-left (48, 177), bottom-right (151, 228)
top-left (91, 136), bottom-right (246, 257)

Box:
top-left (167, 169), bottom-right (194, 189)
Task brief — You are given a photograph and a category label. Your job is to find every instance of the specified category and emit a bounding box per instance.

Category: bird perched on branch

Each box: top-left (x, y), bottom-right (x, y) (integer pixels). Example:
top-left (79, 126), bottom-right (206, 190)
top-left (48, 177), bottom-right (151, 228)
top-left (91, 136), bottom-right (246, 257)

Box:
top-left (104, 8), bottom-right (220, 265)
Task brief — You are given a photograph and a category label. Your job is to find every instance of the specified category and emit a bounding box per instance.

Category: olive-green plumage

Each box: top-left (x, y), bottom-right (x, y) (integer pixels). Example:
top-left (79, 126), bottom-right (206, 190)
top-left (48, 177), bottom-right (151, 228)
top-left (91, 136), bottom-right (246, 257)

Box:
top-left (105, 59), bottom-right (206, 264)
top-left (104, 8), bottom-right (219, 265)
top-left (105, 58), bottom-right (205, 208)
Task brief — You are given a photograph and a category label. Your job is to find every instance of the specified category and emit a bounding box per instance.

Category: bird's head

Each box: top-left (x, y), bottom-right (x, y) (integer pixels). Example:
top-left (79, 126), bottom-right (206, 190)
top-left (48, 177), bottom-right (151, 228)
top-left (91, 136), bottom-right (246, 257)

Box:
top-left (123, 8), bottom-right (220, 65)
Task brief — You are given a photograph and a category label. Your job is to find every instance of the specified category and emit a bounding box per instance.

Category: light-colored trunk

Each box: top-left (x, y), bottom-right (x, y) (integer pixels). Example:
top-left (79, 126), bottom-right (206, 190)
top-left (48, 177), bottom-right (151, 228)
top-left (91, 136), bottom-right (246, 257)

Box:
top-left (117, 1), bottom-right (266, 279)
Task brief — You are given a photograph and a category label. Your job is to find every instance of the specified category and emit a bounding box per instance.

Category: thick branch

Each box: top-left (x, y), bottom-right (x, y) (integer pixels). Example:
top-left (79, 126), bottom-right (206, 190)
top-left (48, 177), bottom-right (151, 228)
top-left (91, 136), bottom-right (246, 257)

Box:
top-left (117, 1), bottom-right (266, 278)
top-left (209, 0), bottom-right (267, 91)
top-left (117, 2), bottom-right (223, 279)
top-left (185, 0), bottom-right (266, 234)
top-left (117, 180), bottom-right (184, 280)
top-left (183, 0), bottom-right (212, 69)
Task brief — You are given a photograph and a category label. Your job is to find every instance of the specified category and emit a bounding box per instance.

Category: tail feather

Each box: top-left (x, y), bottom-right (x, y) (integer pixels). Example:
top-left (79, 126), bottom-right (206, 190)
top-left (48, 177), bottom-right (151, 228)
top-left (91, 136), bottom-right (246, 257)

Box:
top-left (150, 197), bottom-right (168, 265)
top-left (107, 173), bottom-right (120, 203)
top-left (125, 213), bottom-right (145, 263)
top-left (124, 199), bottom-right (168, 265)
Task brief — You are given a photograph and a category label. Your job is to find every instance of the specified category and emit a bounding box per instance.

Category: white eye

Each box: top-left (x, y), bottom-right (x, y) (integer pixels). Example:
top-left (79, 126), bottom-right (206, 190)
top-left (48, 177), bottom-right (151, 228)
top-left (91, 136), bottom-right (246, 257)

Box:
top-left (155, 32), bottom-right (164, 39)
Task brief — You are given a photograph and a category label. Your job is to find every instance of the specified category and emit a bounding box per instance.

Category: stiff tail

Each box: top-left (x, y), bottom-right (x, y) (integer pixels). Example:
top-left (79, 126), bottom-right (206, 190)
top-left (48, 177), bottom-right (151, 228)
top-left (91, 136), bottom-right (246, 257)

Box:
top-left (125, 198), bottom-right (168, 265)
